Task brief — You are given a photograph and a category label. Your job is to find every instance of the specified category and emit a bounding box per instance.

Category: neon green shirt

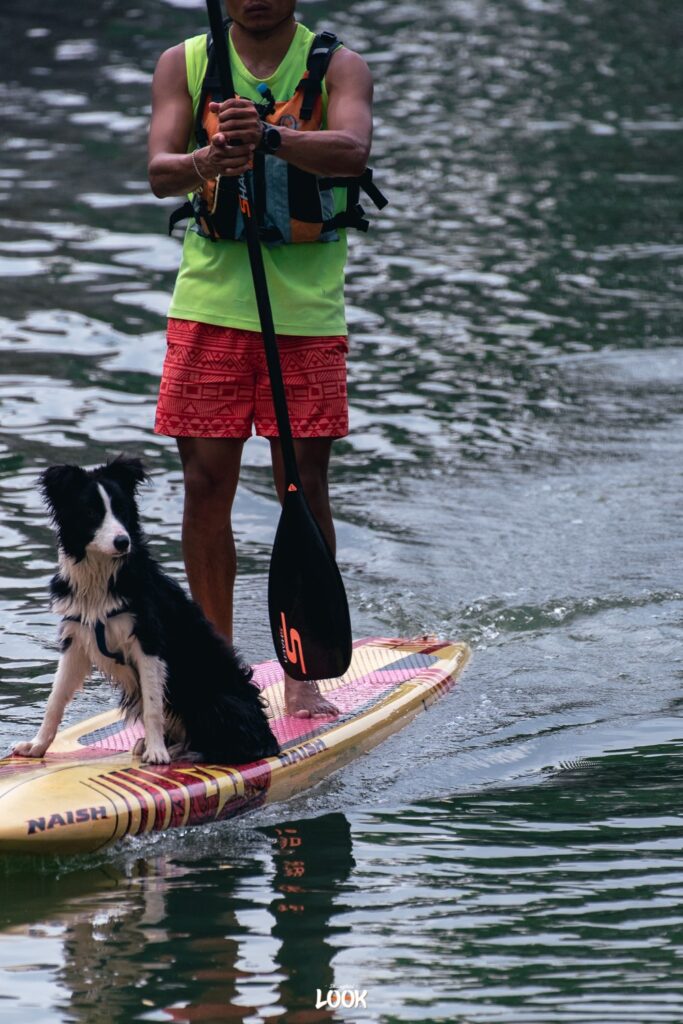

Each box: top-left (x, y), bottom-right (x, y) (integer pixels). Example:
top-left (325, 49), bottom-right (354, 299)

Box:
top-left (168, 22), bottom-right (348, 336)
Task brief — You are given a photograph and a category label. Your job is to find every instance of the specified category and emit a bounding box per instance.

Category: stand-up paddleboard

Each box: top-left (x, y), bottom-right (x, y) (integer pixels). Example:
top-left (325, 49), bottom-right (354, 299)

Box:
top-left (0, 637), bottom-right (469, 855)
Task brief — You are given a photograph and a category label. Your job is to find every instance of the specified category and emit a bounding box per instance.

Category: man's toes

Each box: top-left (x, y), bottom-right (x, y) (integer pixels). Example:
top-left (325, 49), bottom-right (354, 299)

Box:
top-left (311, 698), bottom-right (338, 717)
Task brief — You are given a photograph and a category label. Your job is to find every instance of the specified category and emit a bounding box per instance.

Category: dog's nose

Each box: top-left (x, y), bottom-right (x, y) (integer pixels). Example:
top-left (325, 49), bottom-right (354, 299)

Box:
top-left (113, 534), bottom-right (130, 553)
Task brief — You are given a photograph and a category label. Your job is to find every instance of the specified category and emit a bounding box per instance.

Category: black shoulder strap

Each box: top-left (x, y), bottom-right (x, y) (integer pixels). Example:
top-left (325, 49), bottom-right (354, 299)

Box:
top-left (300, 30), bottom-right (341, 121)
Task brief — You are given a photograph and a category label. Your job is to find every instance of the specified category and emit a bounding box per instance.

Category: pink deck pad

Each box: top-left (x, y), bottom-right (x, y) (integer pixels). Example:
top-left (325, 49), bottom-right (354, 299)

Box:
top-left (256, 661), bottom-right (442, 746)
top-left (89, 721), bottom-right (144, 752)
top-left (74, 644), bottom-right (443, 755)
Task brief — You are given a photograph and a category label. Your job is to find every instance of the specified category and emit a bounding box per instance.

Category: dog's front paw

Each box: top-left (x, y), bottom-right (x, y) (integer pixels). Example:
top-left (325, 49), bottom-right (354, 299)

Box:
top-left (140, 743), bottom-right (171, 765)
top-left (12, 738), bottom-right (50, 758)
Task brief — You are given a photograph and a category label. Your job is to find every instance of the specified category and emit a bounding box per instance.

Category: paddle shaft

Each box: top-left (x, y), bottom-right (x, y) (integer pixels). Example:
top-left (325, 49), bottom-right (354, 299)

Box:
top-left (205, 0), bottom-right (300, 489)
top-left (204, 1), bottom-right (352, 682)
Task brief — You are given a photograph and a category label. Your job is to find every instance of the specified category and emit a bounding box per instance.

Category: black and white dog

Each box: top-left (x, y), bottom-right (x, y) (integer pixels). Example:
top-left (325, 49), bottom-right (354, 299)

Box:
top-left (13, 457), bottom-right (279, 765)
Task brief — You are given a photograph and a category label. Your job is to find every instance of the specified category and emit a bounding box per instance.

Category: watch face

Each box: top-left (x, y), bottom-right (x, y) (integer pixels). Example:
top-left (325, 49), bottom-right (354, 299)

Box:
top-left (265, 127), bottom-right (281, 152)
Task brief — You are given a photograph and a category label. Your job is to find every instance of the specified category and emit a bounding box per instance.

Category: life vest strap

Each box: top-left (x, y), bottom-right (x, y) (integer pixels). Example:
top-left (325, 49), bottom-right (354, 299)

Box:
top-left (325, 207), bottom-right (370, 233)
top-left (299, 31), bottom-right (341, 121)
top-left (168, 200), bottom-right (194, 236)
top-left (318, 168), bottom-right (388, 211)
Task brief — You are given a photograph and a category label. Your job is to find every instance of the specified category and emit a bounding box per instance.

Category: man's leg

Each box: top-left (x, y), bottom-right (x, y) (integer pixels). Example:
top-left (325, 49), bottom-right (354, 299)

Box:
top-left (177, 437), bottom-right (245, 642)
top-left (269, 436), bottom-right (341, 718)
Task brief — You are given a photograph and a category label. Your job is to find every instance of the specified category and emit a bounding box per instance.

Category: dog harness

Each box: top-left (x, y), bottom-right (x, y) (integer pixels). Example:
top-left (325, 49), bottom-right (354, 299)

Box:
top-left (62, 605), bottom-right (130, 666)
top-left (169, 24), bottom-right (387, 245)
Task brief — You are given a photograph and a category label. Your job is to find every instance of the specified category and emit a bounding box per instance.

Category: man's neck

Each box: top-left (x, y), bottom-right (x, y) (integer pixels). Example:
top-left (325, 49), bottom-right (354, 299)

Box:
top-left (230, 17), bottom-right (297, 80)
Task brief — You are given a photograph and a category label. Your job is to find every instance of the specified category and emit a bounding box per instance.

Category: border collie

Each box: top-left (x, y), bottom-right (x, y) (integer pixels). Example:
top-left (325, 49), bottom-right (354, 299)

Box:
top-left (13, 457), bottom-right (279, 765)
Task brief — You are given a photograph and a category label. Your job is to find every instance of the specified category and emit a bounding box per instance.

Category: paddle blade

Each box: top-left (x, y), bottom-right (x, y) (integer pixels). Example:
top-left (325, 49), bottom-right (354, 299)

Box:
top-left (268, 487), bottom-right (352, 681)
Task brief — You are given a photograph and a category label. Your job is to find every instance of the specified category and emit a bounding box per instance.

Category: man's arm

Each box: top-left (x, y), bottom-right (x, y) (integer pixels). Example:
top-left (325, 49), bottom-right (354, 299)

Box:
top-left (211, 46), bottom-right (374, 179)
top-left (148, 44), bottom-right (262, 198)
top-left (277, 47), bottom-right (373, 177)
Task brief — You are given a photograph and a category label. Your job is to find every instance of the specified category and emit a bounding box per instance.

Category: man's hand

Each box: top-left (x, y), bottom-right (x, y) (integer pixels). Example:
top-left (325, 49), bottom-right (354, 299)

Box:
top-left (195, 97), bottom-right (263, 178)
top-left (148, 48), bottom-right (263, 195)
top-left (194, 139), bottom-right (254, 179)
top-left (210, 97), bottom-right (262, 147)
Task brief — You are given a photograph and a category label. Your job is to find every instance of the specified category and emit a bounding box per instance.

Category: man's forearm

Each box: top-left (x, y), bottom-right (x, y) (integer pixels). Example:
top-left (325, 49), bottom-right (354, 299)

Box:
top-left (149, 151), bottom-right (205, 199)
top-left (276, 127), bottom-right (369, 178)
top-left (149, 128), bottom-right (370, 198)
top-left (149, 139), bottom-right (257, 198)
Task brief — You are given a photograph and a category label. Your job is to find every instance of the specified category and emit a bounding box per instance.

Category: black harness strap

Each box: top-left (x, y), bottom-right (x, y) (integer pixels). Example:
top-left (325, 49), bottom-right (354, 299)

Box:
top-left (94, 619), bottom-right (126, 666)
top-left (63, 605), bottom-right (131, 666)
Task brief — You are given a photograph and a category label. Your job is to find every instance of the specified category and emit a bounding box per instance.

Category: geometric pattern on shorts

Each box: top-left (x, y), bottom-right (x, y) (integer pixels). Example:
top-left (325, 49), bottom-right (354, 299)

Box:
top-left (154, 319), bottom-right (349, 439)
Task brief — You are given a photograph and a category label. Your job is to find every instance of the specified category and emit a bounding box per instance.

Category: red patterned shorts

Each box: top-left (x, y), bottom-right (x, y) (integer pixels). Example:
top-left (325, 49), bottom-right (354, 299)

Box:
top-left (155, 319), bottom-right (349, 439)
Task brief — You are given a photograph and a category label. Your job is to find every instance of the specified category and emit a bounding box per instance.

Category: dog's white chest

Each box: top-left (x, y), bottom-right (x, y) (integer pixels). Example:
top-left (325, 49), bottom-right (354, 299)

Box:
top-left (62, 613), bottom-right (138, 689)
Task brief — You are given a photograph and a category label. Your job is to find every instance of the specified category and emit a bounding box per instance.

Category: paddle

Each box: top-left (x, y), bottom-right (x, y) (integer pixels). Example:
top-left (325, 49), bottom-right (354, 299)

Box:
top-left (205, 0), bottom-right (352, 681)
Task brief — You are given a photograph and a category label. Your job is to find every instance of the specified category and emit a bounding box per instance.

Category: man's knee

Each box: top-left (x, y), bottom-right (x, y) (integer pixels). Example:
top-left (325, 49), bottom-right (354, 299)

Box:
top-left (291, 440), bottom-right (332, 508)
top-left (183, 470), bottom-right (234, 524)
top-left (297, 463), bottom-right (330, 511)
top-left (179, 441), bottom-right (243, 508)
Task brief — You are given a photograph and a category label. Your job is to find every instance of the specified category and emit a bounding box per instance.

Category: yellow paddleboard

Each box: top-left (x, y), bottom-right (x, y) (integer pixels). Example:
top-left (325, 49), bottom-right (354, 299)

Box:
top-left (0, 637), bottom-right (469, 855)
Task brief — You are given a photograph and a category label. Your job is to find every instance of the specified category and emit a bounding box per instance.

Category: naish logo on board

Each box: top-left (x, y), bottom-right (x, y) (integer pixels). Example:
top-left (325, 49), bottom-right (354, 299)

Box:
top-left (27, 806), bottom-right (108, 835)
top-left (278, 738), bottom-right (326, 768)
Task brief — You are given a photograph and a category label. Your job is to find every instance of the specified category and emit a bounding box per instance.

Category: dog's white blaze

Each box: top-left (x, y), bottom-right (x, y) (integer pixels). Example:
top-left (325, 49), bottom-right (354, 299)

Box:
top-left (88, 484), bottom-right (129, 557)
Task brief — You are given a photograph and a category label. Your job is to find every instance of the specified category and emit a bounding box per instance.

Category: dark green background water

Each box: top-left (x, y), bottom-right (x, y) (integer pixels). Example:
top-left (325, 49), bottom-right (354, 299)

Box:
top-left (1, 0), bottom-right (683, 1020)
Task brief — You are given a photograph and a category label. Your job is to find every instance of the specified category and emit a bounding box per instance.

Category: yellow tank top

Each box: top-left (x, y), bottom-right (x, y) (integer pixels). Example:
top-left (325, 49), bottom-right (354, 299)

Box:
top-left (168, 22), bottom-right (348, 336)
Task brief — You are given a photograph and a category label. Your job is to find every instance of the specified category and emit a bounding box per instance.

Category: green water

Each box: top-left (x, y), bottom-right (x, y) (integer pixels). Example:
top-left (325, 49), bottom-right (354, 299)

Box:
top-left (1, 0), bottom-right (683, 1020)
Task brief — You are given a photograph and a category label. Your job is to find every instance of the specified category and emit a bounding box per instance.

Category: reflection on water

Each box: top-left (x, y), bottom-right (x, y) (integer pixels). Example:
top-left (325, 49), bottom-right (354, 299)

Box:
top-left (1, 0), bottom-right (683, 1020)
top-left (0, 814), bottom-right (355, 1023)
top-left (3, 751), bottom-right (683, 1024)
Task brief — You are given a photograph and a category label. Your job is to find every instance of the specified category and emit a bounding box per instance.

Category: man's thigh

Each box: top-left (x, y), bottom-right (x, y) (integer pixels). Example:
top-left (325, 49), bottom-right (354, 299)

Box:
top-left (254, 333), bottom-right (349, 439)
top-left (156, 320), bottom-right (260, 439)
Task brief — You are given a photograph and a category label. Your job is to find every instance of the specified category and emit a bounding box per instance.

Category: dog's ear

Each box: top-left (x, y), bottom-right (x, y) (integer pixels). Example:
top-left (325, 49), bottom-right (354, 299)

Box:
top-left (102, 456), bottom-right (149, 495)
top-left (40, 465), bottom-right (88, 513)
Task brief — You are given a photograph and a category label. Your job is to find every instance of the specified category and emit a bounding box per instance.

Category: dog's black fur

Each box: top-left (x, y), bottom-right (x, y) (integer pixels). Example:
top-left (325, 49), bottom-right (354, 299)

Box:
top-left (14, 457), bottom-right (279, 765)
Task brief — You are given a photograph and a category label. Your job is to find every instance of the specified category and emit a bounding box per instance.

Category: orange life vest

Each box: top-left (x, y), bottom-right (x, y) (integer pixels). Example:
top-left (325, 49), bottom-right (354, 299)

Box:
top-left (169, 29), bottom-right (387, 246)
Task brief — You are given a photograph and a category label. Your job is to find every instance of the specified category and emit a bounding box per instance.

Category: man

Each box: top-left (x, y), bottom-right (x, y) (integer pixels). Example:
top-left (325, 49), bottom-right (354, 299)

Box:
top-left (148, 0), bottom-right (374, 717)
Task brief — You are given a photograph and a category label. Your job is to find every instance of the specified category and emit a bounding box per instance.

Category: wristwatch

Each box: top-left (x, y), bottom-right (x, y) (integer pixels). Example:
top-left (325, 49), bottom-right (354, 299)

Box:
top-left (259, 124), bottom-right (282, 155)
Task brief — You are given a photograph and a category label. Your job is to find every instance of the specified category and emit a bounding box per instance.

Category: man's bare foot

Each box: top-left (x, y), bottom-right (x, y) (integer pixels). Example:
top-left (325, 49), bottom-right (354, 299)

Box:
top-left (284, 676), bottom-right (340, 719)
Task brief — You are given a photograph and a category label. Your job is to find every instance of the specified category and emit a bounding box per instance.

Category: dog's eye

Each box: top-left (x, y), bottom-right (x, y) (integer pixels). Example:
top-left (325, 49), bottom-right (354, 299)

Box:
top-left (83, 504), bottom-right (102, 524)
